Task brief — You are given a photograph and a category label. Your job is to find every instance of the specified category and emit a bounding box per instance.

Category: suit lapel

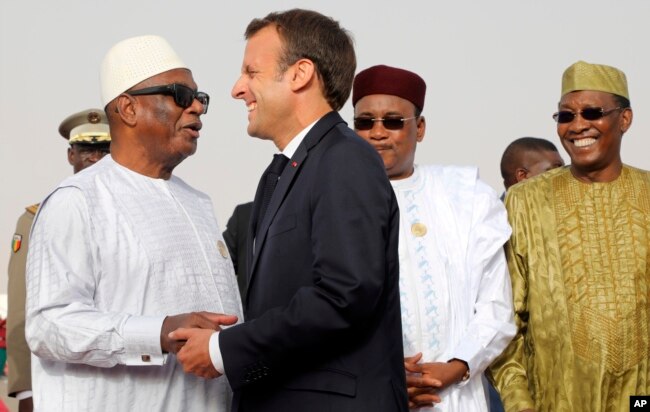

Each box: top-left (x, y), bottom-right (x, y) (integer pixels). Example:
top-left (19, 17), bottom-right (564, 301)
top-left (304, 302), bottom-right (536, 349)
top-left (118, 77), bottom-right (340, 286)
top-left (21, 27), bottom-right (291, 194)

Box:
top-left (247, 112), bottom-right (345, 295)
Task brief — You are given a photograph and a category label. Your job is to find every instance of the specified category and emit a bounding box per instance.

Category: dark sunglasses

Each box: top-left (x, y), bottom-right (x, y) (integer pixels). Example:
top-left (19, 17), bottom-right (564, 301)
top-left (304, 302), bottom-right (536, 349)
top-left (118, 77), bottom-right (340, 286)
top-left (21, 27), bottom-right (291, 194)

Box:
top-left (127, 83), bottom-right (210, 114)
top-left (353, 116), bottom-right (418, 131)
top-left (552, 107), bottom-right (621, 124)
top-left (71, 144), bottom-right (111, 159)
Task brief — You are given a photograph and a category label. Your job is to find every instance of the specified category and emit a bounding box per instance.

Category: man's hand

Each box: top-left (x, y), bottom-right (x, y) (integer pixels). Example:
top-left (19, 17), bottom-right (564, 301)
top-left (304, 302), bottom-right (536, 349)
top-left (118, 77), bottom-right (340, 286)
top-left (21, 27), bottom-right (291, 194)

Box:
top-left (404, 353), bottom-right (443, 408)
top-left (404, 353), bottom-right (469, 408)
top-left (171, 325), bottom-right (232, 379)
top-left (160, 312), bottom-right (238, 354)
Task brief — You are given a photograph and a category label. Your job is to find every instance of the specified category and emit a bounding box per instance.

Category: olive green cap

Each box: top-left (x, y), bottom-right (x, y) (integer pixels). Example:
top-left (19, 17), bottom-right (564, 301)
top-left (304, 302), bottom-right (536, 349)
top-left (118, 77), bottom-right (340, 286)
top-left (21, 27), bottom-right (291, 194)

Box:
top-left (561, 60), bottom-right (629, 100)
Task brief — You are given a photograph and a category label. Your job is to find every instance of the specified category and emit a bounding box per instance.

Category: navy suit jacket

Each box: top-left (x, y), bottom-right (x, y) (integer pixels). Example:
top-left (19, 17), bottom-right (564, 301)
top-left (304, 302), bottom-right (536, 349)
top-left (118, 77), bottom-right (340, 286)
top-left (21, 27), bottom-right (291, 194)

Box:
top-left (219, 112), bottom-right (407, 412)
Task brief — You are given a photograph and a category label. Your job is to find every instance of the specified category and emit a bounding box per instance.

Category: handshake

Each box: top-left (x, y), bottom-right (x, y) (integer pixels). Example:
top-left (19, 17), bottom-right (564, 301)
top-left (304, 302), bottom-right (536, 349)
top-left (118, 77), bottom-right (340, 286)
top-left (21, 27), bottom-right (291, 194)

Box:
top-left (160, 312), bottom-right (238, 379)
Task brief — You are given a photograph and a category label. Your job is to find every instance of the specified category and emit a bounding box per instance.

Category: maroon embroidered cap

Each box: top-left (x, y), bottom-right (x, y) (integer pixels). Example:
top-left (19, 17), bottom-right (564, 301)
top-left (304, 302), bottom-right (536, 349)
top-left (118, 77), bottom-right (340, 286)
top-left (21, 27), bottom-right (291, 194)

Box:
top-left (352, 65), bottom-right (426, 111)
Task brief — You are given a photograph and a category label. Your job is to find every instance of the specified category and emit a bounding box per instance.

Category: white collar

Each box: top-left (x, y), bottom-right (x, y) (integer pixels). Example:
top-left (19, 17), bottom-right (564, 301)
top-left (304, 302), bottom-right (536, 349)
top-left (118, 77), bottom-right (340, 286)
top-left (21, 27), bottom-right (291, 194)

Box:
top-left (281, 118), bottom-right (319, 158)
top-left (390, 164), bottom-right (420, 190)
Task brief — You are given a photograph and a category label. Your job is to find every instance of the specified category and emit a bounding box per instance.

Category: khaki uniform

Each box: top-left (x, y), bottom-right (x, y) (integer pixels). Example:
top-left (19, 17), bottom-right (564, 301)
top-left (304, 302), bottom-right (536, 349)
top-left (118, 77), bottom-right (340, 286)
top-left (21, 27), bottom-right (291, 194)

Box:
top-left (6, 204), bottom-right (38, 397)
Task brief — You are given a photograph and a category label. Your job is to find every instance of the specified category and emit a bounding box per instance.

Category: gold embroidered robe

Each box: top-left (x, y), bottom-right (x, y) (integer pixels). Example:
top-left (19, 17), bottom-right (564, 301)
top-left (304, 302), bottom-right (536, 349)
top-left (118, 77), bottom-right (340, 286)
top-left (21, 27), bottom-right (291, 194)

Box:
top-left (491, 165), bottom-right (650, 412)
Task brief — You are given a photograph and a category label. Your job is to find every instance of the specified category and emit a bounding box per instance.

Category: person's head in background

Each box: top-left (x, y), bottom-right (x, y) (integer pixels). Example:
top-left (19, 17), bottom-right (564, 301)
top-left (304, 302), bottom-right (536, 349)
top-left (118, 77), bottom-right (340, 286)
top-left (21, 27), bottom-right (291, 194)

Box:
top-left (58, 108), bottom-right (111, 173)
top-left (500, 137), bottom-right (564, 190)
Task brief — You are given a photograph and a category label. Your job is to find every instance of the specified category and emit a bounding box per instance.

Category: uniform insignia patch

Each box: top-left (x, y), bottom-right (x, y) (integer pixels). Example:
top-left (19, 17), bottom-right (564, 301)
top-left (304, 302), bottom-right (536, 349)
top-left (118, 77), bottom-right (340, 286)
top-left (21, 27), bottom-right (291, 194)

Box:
top-left (12, 234), bottom-right (22, 253)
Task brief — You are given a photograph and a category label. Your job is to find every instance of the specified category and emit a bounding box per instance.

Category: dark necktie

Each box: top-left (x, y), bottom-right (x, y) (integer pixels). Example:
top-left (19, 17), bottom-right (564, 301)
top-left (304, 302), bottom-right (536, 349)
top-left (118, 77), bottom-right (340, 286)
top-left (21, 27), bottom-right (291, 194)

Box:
top-left (256, 154), bottom-right (289, 237)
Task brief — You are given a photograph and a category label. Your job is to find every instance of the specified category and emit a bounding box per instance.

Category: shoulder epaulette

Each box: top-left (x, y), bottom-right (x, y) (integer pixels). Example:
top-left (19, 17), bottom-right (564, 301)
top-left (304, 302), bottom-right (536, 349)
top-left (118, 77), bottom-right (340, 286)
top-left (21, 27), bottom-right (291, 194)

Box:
top-left (25, 203), bottom-right (40, 215)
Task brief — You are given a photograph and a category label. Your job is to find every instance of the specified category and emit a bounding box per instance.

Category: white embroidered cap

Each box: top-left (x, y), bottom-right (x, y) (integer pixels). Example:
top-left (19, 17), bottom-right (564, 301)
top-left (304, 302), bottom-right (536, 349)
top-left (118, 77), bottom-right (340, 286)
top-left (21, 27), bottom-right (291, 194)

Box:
top-left (100, 35), bottom-right (188, 106)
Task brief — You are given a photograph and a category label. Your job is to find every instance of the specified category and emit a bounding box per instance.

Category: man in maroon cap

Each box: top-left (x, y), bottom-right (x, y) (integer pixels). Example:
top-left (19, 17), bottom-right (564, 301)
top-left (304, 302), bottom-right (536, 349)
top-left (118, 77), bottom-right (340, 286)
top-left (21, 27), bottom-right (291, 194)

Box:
top-left (352, 65), bottom-right (516, 412)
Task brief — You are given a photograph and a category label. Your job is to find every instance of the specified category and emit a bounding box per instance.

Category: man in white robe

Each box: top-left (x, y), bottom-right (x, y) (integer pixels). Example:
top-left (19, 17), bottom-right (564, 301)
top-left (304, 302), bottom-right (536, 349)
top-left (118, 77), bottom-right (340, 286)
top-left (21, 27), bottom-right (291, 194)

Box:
top-left (25, 35), bottom-right (242, 411)
top-left (352, 65), bottom-right (516, 411)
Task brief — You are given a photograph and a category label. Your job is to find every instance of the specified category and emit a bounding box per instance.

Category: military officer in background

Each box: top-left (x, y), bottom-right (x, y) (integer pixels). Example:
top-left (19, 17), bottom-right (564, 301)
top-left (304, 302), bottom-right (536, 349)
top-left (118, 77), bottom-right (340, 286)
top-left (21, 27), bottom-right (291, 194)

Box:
top-left (6, 108), bottom-right (110, 412)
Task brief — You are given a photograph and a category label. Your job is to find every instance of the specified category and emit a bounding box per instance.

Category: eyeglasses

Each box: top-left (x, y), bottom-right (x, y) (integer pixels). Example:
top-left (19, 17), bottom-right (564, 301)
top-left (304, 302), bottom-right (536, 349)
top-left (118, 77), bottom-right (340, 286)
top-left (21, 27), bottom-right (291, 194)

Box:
top-left (73, 145), bottom-right (111, 159)
top-left (552, 107), bottom-right (621, 124)
top-left (127, 83), bottom-right (210, 114)
top-left (353, 116), bottom-right (418, 131)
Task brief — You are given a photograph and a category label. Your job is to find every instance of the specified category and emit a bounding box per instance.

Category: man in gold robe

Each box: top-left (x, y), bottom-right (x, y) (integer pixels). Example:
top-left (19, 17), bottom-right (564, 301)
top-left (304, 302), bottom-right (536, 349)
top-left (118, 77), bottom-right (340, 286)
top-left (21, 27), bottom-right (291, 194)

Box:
top-left (490, 61), bottom-right (650, 412)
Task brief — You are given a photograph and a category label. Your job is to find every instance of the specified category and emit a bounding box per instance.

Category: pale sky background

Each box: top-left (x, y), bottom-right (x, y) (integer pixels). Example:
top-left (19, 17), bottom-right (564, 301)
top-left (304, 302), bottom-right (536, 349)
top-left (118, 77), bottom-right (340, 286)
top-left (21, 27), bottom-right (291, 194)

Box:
top-left (1, 0), bottom-right (649, 297)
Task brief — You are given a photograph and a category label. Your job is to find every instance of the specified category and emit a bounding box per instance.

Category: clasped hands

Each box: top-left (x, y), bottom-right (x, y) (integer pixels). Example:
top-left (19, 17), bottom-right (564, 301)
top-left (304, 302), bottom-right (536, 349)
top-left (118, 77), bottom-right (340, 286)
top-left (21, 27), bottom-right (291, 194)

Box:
top-left (404, 353), bottom-right (469, 409)
top-left (160, 311), bottom-right (238, 379)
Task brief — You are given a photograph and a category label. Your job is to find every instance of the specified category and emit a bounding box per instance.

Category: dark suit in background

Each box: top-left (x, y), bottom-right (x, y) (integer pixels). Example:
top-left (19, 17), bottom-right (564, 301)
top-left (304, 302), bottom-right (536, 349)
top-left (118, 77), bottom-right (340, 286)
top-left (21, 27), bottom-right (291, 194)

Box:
top-left (223, 202), bottom-right (253, 303)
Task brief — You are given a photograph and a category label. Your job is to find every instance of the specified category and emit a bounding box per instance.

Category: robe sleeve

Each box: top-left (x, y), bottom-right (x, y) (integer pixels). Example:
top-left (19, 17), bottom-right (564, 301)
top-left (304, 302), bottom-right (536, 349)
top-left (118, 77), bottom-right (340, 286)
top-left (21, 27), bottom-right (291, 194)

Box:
top-left (450, 179), bottom-right (516, 378)
top-left (25, 187), bottom-right (166, 368)
top-left (488, 190), bottom-right (536, 411)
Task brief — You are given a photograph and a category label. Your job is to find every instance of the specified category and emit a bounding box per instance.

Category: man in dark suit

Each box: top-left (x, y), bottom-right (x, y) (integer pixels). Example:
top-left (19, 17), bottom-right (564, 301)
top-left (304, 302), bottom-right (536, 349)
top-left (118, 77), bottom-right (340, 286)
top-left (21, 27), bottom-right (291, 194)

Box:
top-left (222, 202), bottom-right (253, 302)
top-left (171, 8), bottom-right (407, 412)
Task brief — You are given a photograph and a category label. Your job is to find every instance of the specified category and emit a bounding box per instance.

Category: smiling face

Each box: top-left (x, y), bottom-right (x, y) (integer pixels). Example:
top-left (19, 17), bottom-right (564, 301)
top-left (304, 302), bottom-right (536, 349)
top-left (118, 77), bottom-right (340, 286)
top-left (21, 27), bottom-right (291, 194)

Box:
top-left (557, 90), bottom-right (632, 182)
top-left (231, 25), bottom-right (294, 144)
top-left (354, 94), bottom-right (425, 180)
